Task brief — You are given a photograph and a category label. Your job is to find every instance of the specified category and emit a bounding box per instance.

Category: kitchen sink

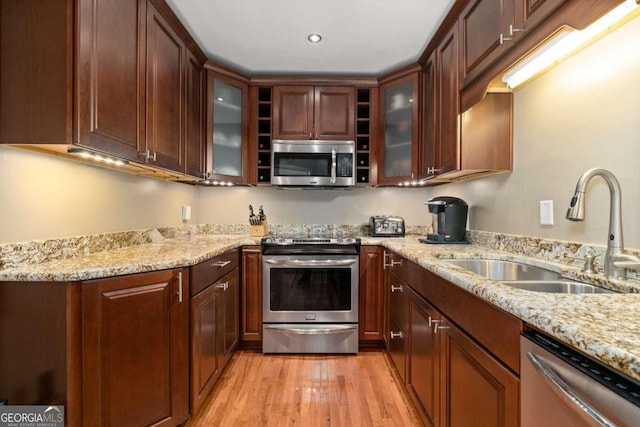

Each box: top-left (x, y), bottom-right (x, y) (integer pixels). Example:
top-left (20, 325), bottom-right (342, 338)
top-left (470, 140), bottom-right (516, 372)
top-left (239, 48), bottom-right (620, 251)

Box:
top-left (501, 280), bottom-right (616, 294)
top-left (445, 259), bottom-right (562, 281)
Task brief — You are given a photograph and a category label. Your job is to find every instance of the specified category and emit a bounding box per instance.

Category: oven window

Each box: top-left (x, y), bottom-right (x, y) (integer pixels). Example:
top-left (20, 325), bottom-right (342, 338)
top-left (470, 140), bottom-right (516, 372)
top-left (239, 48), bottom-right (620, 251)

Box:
top-left (269, 267), bottom-right (352, 311)
top-left (273, 153), bottom-right (331, 177)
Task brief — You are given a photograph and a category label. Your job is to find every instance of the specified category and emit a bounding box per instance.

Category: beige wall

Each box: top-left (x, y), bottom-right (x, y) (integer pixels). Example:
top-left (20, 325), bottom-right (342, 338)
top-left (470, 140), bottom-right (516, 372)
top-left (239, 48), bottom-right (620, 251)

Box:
top-left (0, 147), bottom-right (198, 243)
top-left (1, 15), bottom-right (639, 250)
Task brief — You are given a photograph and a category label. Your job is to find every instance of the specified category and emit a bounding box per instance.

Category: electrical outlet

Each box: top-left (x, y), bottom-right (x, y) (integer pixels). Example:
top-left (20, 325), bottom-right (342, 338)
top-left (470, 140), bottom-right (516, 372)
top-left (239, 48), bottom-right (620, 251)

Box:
top-left (539, 200), bottom-right (554, 225)
top-left (182, 205), bottom-right (191, 221)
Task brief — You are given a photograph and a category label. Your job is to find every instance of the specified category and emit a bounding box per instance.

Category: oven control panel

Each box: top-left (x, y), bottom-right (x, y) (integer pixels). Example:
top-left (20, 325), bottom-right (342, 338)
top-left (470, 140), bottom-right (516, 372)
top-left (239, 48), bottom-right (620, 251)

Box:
top-left (369, 216), bottom-right (405, 237)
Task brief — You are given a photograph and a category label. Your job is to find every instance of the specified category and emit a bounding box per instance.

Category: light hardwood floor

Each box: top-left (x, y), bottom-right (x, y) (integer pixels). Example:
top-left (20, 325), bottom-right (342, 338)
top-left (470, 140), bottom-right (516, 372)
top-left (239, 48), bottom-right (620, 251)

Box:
top-left (187, 349), bottom-right (422, 427)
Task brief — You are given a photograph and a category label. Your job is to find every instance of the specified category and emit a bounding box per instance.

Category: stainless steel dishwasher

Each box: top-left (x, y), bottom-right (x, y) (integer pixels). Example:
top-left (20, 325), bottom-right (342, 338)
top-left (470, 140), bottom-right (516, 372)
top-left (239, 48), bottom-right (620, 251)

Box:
top-left (521, 330), bottom-right (640, 427)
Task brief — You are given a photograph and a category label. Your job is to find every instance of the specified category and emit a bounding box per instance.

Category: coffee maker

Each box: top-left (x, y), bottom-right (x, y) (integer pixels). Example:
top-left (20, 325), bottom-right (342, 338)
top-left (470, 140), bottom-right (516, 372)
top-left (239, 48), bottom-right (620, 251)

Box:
top-left (423, 196), bottom-right (469, 243)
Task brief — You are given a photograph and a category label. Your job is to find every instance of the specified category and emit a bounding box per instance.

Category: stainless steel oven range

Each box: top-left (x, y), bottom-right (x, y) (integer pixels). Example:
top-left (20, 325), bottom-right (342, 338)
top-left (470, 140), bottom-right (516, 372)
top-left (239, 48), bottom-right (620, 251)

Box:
top-left (261, 237), bottom-right (360, 354)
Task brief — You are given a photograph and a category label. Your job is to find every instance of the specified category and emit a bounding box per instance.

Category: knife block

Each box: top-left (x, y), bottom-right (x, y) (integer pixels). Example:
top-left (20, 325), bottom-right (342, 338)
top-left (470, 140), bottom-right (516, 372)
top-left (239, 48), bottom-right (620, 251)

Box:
top-left (250, 218), bottom-right (268, 237)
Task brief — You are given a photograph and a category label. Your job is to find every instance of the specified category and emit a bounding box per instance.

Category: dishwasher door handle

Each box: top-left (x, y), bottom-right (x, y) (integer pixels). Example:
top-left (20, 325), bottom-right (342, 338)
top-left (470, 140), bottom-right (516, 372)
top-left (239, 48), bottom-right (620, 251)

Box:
top-left (527, 352), bottom-right (617, 427)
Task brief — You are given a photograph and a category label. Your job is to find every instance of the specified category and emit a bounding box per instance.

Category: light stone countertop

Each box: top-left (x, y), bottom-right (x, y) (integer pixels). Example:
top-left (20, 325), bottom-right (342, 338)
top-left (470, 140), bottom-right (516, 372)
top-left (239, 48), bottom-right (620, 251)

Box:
top-left (1, 233), bottom-right (639, 383)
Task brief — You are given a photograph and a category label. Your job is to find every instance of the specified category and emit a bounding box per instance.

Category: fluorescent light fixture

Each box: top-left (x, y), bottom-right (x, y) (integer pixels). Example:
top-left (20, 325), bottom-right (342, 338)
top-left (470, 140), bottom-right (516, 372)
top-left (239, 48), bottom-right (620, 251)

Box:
top-left (67, 148), bottom-right (128, 166)
top-left (307, 33), bottom-right (322, 43)
top-left (502, 0), bottom-right (640, 89)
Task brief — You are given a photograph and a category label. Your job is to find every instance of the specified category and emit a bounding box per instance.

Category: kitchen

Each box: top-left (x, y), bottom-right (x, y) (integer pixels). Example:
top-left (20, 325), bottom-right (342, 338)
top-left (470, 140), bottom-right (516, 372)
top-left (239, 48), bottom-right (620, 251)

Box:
top-left (1, 0), bottom-right (640, 426)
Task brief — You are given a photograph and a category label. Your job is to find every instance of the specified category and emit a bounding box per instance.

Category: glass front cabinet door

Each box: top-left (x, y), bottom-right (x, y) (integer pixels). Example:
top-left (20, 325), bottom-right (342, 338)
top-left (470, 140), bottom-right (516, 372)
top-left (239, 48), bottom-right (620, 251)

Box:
top-left (378, 70), bottom-right (420, 185)
top-left (206, 71), bottom-right (249, 183)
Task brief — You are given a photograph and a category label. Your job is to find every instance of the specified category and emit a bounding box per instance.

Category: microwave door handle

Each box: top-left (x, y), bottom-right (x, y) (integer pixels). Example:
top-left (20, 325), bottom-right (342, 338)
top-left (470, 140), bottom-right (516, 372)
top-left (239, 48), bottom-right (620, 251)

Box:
top-left (331, 147), bottom-right (337, 184)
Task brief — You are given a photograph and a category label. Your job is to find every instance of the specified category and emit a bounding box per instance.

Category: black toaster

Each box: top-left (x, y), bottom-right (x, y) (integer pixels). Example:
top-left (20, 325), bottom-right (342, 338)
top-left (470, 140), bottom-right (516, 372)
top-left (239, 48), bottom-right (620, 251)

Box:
top-left (369, 216), bottom-right (405, 237)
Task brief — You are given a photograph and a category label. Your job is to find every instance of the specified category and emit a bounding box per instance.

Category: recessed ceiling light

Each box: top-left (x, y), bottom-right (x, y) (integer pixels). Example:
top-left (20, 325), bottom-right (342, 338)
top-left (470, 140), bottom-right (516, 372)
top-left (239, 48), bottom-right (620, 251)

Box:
top-left (307, 33), bottom-right (322, 43)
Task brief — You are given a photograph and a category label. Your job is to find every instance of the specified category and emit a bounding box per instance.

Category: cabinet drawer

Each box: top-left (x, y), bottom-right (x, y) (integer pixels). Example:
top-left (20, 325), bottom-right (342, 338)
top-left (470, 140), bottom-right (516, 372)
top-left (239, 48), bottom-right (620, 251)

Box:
top-left (191, 249), bottom-right (239, 296)
top-left (412, 266), bottom-right (523, 373)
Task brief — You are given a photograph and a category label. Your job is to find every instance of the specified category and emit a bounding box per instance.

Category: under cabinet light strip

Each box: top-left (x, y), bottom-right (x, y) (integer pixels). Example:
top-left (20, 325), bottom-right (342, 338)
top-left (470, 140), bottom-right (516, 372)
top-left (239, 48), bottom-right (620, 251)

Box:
top-left (502, 0), bottom-right (640, 89)
top-left (67, 148), bottom-right (128, 166)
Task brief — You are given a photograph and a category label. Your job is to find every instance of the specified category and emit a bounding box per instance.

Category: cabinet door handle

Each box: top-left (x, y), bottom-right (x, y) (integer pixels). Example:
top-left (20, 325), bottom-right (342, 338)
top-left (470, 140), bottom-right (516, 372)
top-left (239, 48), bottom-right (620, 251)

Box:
top-left (390, 331), bottom-right (404, 339)
top-left (177, 271), bottom-right (183, 303)
top-left (383, 251), bottom-right (391, 269)
top-left (434, 322), bottom-right (450, 334)
top-left (216, 281), bottom-right (229, 291)
top-left (383, 251), bottom-right (403, 269)
top-left (242, 249), bottom-right (261, 253)
top-left (144, 149), bottom-right (157, 162)
top-left (211, 260), bottom-right (231, 268)
top-left (391, 285), bottom-right (403, 293)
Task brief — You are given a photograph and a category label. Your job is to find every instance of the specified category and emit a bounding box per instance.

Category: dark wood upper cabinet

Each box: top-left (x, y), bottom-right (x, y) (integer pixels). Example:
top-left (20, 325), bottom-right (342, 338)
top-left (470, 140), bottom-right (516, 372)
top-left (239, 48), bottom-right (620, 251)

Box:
top-left (185, 51), bottom-right (205, 178)
top-left (459, 0), bottom-right (622, 110)
top-left (76, 0), bottom-right (147, 161)
top-left (459, 0), bottom-right (515, 87)
top-left (435, 24), bottom-right (460, 177)
top-left (420, 53), bottom-right (438, 179)
top-left (459, 0), bottom-right (570, 88)
top-left (205, 70), bottom-right (250, 183)
top-left (0, 0), bottom-right (74, 144)
top-left (377, 67), bottom-right (420, 185)
top-left (145, 2), bottom-right (186, 172)
top-left (1, 0), bottom-right (207, 179)
top-left (514, 0), bottom-right (569, 35)
top-left (272, 86), bottom-right (355, 141)
top-left (424, 20), bottom-right (513, 184)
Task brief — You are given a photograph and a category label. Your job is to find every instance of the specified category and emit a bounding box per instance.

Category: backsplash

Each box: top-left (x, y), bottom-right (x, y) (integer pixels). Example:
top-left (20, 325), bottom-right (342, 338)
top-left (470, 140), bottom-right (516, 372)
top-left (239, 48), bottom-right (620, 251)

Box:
top-left (1, 225), bottom-right (638, 283)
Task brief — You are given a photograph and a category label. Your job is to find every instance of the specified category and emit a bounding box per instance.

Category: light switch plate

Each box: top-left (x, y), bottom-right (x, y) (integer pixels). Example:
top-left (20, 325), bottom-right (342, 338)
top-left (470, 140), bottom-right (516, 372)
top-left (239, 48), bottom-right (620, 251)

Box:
top-left (539, 200), bottom-right (554, 225)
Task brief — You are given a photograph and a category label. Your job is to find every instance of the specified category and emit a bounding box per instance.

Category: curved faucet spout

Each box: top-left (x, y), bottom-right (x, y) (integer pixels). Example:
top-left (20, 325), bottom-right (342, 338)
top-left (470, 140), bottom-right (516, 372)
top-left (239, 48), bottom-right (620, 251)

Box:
top-left (566, 168), bottom-right (626, 280)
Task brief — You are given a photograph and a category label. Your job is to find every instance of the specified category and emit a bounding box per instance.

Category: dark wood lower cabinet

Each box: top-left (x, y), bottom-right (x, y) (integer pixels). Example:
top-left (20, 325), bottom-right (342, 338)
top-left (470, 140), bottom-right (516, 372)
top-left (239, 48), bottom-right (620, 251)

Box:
top-left (82, 269), bottom-right (189, 427)
top-left (408, 290), bottom-right (442, 427)
top-left (189, 250), bottom-right (240, 415)
top-left (190, 269), bottom-right (239, 414)
top-left (240, 246), bottom-right (262, 344)
top-left (385, 251), bottom-right (521, 427)
top-left (442, 322), bottom-right (519, 427)
top-left (387, 268), bottom-right (409, 382)
top-left (359, 246), bottom-right (385, 344)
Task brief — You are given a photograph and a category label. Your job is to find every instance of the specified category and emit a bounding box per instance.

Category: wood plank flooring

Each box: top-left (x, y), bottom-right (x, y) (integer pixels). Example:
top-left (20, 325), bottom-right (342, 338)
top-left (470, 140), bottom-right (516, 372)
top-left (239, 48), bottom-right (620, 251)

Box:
top-left (187, 350), bottom-right (422, 427)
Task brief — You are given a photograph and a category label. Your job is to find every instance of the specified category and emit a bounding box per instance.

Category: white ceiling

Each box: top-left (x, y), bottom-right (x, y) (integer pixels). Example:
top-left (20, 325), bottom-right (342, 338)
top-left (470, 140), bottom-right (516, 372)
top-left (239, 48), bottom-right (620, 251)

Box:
top-left (164, 0), bottom-right (456, 76)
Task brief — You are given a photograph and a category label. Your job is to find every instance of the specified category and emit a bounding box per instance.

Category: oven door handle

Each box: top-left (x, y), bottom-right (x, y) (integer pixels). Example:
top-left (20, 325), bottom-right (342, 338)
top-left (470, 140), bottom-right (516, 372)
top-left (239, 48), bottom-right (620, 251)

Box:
top-left (263, 259), bottom-right (357, 267)
top-left (265, 325), bottom-right (358, 335)
top-left (526, 351), bottom-right (617, 427)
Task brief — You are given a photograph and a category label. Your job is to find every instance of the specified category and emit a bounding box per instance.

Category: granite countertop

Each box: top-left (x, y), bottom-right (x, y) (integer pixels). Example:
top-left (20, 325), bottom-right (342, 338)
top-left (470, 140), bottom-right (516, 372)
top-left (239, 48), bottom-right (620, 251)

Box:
top-left (1, 233), bottom-right (639, 383)
top-left (365, 236), bottom-right (640, 383)
top-left (0, 234), bottom-right (260, 282)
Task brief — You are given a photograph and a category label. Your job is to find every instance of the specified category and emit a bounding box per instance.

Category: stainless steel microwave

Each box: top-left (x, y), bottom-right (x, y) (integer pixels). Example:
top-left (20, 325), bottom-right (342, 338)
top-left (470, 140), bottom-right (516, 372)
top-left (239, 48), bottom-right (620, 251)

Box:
top-left (271, 140), bottom-right (356, 188)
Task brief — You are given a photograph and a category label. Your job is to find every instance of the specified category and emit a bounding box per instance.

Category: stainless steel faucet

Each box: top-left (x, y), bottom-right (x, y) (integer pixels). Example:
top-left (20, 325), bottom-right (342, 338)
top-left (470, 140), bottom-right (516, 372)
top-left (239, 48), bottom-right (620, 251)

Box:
top-left (566, 168), bottom-right (640, 280)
